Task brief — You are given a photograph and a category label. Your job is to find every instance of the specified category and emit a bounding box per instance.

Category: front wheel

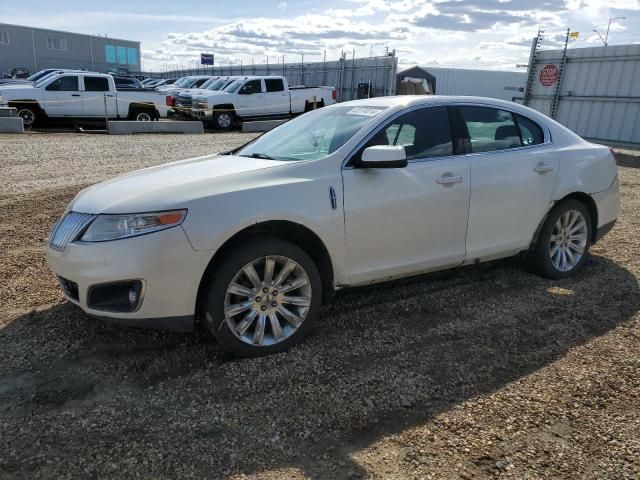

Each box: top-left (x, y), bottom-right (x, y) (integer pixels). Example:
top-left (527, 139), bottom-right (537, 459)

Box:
top-left (203, 237), bottom-right (322, 357)
top-left (528, 199), bottom-right (592, 279)
top-left (17, 106), bottom-right (38, 127)
top-left (212, 111), bottom-right (233, 130)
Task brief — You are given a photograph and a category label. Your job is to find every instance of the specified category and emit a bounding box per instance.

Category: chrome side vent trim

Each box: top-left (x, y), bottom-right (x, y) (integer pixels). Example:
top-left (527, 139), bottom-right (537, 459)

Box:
top-left (329, 186), bottom-right (337, 210)
top-left (48, 212), bottom-right (97, 251)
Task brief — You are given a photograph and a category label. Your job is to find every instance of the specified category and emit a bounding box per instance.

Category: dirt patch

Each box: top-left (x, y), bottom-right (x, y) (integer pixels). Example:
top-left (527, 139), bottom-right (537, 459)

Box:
top-left (0, 133), bottom-right (638, 479)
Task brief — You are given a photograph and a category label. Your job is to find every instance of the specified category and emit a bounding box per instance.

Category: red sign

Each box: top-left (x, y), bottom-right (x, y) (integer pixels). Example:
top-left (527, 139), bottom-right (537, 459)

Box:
top-left (539, 64), bottom-right (558, 87)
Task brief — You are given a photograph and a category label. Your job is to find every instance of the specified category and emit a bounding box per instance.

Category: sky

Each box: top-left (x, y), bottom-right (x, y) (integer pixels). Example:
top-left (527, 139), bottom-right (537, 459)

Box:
top-left (3, 0), bottom-right (640, 72)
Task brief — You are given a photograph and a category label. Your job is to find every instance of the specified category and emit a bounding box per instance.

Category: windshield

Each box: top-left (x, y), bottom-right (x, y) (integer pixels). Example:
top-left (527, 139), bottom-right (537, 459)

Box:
top-left (206, 79), bottom-right (226, 90)
top-left (223, 80), bottom-right (243, 93)
top-left (35, 72), bottom-right (61, 87)
top-left (28, 70), bottom-right (55, 81)
top-left (173, 77), bottom-right (192, 87)
top-left (199, 78), bottom-right (218, 89)
top-left (236, 105), bottom-right (387, 161)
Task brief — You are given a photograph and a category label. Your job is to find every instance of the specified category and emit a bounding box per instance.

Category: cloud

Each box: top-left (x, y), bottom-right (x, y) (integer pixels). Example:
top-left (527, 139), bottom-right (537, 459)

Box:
top-left (138, 0), bottom-right (640, 71)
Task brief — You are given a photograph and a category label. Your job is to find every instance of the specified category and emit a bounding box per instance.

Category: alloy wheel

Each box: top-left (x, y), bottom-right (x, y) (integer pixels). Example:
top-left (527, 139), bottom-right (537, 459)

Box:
top-left (136, 112), bottom-right (152, 121)
top-left (549, 209), bottom-right (588, 272)
top-left (217, 113), bottom-right (232, 128)
top-left (18, 109), bottom-right (35, 126)
top-left (224, 255), bottom-right (312, 346)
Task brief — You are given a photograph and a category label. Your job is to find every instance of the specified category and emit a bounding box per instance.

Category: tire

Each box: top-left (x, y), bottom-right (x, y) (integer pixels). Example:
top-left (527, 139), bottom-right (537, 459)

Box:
top-left (16, 105), bottom-right (38, 127)
top-left (528, 199), bottom-right (592, 279)
top-left (203, 237), bottom-right (322, 357)
top-left (130, 109), bottom-right (153, 122)
top-left (213, 111), bottom-right (233, 130)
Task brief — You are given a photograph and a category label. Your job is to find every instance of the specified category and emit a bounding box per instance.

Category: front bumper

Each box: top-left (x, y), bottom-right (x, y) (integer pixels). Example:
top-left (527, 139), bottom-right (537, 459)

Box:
top-left (45, 226), bottom-right (212, 331)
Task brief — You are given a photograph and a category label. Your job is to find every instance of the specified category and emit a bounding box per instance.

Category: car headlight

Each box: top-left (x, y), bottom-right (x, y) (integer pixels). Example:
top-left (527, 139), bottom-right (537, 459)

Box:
top-left (80, 210), bottom-right (187, 242)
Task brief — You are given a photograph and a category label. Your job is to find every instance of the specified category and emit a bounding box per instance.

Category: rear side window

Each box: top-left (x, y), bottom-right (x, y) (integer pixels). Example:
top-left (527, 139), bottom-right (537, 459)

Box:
top-left (265, 79), bottom-right (285, 92)
top-left (364, 106), bottom-right (453, 160)
top-left (45, 76), bottom-right (79, 91)
top-left (515, 114), bottom-right (544, 146)
top-left (84, 76), bottom-right (109, 91)
top-left (459, 106), bottom-right (522, 153)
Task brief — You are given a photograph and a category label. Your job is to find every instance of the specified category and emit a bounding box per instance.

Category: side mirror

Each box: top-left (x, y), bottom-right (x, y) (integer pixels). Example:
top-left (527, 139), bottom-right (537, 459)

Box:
top-left (360, 145), bottom-right (407, 168)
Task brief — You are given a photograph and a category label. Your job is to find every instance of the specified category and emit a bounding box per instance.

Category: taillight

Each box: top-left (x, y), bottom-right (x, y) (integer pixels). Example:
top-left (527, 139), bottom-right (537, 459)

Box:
top-left (332, 89), bottom-right (337, 100)
top-left (166, 95), bottom-right (173, 106)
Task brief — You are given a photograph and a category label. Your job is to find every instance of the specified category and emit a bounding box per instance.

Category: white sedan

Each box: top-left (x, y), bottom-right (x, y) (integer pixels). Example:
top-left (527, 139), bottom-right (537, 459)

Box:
top-left (46, 96), bottom-right (619, 357)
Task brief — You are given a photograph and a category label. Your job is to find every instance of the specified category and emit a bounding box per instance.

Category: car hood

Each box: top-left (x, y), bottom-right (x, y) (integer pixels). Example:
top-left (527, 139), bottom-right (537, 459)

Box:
top-left (71, 154), bottom-right (290, 214)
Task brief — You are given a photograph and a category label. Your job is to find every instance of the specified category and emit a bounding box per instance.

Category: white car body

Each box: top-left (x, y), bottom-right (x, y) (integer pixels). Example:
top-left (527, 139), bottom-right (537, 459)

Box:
top-left (46, 96), bottom-right (619, 339)
top-left (191, 75), bottom-right (336, 125)
top-left (1, 72), bottom-right (172, 124)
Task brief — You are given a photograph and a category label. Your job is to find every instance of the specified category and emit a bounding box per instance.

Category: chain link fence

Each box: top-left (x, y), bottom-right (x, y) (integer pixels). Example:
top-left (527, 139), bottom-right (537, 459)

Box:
top-left (138, 52), bottom-right (398, 102)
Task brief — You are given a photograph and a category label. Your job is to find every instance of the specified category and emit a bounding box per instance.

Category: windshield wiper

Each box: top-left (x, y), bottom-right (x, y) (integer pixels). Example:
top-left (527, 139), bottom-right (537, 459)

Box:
top-left (246, 153), bottom-right (275, 160)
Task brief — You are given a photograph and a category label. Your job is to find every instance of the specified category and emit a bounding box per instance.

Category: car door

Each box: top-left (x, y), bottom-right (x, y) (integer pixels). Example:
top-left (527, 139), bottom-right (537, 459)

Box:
top-left (455, 105), bottom-right (559, 262)
top-left (42, 75), bottom-right (82, 117)
top-left (341, 106), bottom-right (471, 285)
top-left (81, 75), bottom-right (117, 117)
top-left (236, 79), bottom-right (266, 117)
top-left (263, 78), bottom-right (289, 115)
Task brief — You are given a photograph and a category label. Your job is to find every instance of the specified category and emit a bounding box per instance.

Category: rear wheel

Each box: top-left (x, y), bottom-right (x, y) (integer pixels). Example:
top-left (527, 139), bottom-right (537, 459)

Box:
top-left (528, 199), bottom-right (592, 279)
top-left (130, 109), bottom-right (154, 121)
top-left (203, 237), bottom-right (322, 357)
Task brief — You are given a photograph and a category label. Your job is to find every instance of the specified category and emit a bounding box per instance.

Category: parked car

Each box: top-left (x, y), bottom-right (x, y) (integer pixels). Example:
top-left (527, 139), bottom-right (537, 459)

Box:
top-left (173, 76), bottom-right (239, 115)
top-left (113, 76), bottom-right (144, 89)
top-left (157, 75), bottom-right (215, 96)
top-left (1, 72), bottom-right (173, 126)
top-left (191, 75), bottom-right (336, 129)
top-left (45, 96), bottom-right (619, 357)
top-left (141, 77), bottom-right (162, 86)
top-left (147, 78), bottom-right (178, 88)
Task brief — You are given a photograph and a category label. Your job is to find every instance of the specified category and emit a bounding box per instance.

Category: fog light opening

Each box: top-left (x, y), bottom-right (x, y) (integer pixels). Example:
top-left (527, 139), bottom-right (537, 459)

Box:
top-left (129, 287), bottom-right (139, 307)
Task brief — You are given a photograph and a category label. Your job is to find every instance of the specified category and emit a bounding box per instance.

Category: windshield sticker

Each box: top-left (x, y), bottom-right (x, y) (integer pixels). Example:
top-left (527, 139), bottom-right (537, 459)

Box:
top-left (346, 107), bottom-right (384, 117)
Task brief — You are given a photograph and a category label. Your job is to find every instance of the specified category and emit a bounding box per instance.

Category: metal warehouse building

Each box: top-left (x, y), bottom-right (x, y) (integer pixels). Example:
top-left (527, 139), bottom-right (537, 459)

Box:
top-left (397, 66), bottom-right (527, 101)
top-left (523, 43), bottom-right (640, 147)
top-left (0, 23), bottom-right (141, 76)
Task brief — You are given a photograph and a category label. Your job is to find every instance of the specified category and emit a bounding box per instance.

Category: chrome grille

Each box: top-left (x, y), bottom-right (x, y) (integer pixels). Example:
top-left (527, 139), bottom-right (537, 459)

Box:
top-left (48, 212), bottom-right (96, 251)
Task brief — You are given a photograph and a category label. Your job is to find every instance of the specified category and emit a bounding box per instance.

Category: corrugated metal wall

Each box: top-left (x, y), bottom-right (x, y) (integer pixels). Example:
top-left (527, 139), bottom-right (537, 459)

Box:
top-left (144, 53), bottom-right (398, 102)
top-left (524, 43), bottom-right (640, 146)
top-left (423, 67), bottom-right (526, 101)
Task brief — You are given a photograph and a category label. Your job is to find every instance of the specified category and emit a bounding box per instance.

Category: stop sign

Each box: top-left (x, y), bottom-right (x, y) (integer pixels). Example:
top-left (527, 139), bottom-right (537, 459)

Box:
top-left (539, 64), bottom-right (558, 87)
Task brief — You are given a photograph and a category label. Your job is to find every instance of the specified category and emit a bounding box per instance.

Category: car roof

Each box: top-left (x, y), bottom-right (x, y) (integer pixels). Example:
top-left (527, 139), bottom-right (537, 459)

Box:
top-left (336, 95), bottom-right (554, 123)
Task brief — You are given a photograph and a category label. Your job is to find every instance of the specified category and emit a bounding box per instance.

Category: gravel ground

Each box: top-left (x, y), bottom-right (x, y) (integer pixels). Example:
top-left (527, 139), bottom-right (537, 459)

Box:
top-left (0, 133), bottom-right (638, 479)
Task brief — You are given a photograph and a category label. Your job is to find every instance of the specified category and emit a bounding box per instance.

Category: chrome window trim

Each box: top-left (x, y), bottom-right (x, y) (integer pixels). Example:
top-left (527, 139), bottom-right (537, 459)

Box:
top-left (341, 101), bottom-right (552, 170)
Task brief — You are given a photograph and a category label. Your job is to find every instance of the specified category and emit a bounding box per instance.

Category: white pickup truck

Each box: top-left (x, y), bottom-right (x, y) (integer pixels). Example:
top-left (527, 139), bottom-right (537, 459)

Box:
top-left (190, 76), bottom-right (336, 129)
top-left (0, 72), bottom-right (173, 126)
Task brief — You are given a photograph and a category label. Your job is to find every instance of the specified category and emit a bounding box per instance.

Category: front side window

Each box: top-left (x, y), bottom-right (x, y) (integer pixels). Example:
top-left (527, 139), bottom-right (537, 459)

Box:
top-left (239, 80), bottom-right (262, 94)
top-left (84, 76), bottom-right (109, 91)
top-left (236, 105), bottom-right (387, 161)
top-left (460, 106), bottom-right (522, 153)
top-left (47, 37), bottom-right (67, 51)
top-left (45, 76), bottom-right (79, 91)
top-left (265, 79), bottom-right (285, 92)
top-left (362, 107), bottom-right (454, 161)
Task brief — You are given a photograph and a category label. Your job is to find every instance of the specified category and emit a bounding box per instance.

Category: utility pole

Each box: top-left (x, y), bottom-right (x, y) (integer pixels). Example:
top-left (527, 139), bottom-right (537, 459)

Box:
top-left (593, 16), bottom-right (626, 46)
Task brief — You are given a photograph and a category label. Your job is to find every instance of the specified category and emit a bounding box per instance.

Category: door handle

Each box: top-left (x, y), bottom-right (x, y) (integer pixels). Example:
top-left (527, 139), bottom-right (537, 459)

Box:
top-left (71, 94), bottom-right (81, 97)
top-left (437, 174), bottom-right (463, 185)
top-left (534, 162), bottom-right (555, 174)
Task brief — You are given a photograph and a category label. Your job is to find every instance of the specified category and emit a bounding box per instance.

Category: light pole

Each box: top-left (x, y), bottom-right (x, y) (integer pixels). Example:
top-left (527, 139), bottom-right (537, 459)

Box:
top-left (593, 16), bottom-right (626, 46)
